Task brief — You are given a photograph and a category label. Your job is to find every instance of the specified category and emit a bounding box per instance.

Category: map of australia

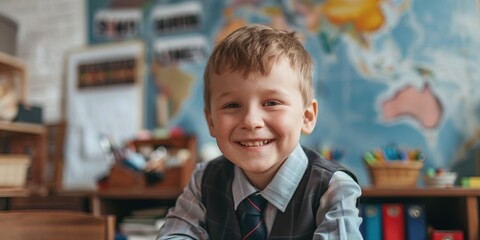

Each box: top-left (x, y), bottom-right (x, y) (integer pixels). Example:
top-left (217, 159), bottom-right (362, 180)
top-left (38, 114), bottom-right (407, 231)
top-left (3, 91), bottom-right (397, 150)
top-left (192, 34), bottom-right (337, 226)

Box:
top-left (382, 84), bottom-right (443, 129)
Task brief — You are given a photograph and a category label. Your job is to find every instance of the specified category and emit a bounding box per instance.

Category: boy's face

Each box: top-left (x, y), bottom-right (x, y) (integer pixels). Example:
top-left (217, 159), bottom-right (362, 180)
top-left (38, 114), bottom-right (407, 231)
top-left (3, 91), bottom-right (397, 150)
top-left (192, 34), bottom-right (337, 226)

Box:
top-left (205, 59), bottom-right (317, 187)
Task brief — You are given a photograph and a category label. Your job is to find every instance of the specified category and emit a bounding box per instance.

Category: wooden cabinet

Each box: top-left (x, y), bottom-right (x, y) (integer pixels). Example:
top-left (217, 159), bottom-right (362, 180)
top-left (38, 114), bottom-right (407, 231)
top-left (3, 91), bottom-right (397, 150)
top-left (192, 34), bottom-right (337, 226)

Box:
top-left (92, 135), bottom-right (197, 226)
top-left (130, 136), bottom-right (197, 190)
top-left (0, 53), bottom-right (47, 188)
top-left (361, 187), bottom-right (480, 240)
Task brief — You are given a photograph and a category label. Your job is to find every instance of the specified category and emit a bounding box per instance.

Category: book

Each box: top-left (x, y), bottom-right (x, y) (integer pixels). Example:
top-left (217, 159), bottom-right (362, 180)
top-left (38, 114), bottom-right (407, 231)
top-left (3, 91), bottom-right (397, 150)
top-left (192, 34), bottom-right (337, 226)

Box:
top-left (120, 207), bottom-right (166, 239)
top-left (359, 204), bottom-right (365, 237)
top-left (131, 207), bottom-right (167, 217)
top-left (405, 204), bottom-right (427, 240)
top-left (123, 217), bottom-right (158, 225)
top-left (382, 203), bottom-right (405, 240)
top-left (461, 177), bottom-right (480, 188)
top-left (119, 222), bottom-right (158, 235)
top-left (126, 235), bottom-right (157, 240)
top-left (119, 218), bottom-right (165, 240)
top-left (431, 230), bottom-right (463, 240)
top-left (360, 203), bottom-right (382, 240)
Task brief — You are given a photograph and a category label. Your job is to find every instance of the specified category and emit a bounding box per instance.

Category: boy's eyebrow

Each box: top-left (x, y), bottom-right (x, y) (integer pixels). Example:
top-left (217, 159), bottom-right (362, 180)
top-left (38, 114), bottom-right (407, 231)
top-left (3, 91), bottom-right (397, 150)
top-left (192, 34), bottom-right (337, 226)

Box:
top-left (213, 91), bottom-right (236, 101)
top-left (262, 88), bottom-right (291, 95)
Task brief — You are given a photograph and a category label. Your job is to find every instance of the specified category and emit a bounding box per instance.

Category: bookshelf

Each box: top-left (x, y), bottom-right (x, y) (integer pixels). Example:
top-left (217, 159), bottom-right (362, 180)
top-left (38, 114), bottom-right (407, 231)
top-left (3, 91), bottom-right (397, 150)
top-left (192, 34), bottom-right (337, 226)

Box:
top-left (0, 53), bottom-right (47, 188)
top-left (0, 52), bottom-right (27, 102)
top-left (361, 187), bottom-right (480, 240)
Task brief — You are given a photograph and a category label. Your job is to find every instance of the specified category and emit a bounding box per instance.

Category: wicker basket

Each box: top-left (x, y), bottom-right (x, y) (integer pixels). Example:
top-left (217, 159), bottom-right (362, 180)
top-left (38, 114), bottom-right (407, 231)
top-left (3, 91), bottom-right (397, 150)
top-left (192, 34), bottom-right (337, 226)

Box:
top-left (366, 160), bottom-right (423, 187)
top-left (0, 155), bottom-right (30, 188)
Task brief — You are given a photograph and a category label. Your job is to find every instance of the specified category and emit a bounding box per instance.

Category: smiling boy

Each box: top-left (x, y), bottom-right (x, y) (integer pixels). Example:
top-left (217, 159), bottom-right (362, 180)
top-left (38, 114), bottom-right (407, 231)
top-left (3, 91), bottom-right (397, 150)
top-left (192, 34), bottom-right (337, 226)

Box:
top-left (158, 24), bottom-right (363, 240)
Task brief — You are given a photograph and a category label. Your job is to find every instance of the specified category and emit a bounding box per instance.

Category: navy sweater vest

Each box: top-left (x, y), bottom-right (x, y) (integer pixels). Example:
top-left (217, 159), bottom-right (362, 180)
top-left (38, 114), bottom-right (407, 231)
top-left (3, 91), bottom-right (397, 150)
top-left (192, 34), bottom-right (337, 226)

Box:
top-left (201, 146), bottom-right (357, 240)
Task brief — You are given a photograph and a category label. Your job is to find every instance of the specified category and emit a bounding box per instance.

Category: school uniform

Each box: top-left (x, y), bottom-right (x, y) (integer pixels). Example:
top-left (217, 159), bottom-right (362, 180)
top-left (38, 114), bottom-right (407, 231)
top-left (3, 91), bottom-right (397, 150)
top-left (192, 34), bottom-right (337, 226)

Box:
top-left (158, 144), bottom-right (363, 240)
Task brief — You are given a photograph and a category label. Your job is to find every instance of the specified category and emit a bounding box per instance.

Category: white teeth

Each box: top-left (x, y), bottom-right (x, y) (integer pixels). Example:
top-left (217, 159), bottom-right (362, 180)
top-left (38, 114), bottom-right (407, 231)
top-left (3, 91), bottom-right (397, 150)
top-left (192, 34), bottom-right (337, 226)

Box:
top-left (239, 140), bottom-right (270, 147)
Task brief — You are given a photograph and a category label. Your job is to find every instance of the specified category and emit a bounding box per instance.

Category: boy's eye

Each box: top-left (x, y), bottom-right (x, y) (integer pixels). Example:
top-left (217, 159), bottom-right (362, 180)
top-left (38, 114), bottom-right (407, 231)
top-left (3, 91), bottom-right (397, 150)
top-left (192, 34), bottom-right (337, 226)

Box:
top-left (223, 103), bottom-right (240, 108)
top-left (264, 100), bottom-right (280, 106)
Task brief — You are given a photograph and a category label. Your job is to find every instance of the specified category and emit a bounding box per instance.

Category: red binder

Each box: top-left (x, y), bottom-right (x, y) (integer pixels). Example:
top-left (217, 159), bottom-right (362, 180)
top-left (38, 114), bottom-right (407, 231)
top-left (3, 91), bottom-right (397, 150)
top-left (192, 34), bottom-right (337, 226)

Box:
top-left (431, 230), bottom-right (463, 240)
top-left (382, 203), bottom-right (405, 240)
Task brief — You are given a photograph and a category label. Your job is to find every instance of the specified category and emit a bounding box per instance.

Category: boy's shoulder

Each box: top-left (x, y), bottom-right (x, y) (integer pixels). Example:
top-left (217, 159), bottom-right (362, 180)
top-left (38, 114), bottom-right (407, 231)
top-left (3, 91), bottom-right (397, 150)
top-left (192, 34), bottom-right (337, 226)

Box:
top-left (204, 154), bottom-right (231, 167)
top-left (302, 146), bottom-right (358, 183)
top-left (202, 155), bottom-right (234, 178)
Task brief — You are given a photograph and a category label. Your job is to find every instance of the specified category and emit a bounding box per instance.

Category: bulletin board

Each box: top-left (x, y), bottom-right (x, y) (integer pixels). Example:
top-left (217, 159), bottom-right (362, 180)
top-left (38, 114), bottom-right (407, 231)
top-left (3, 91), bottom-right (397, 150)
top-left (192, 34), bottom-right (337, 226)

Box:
top-left (64, 41), bottom-right (144, 188)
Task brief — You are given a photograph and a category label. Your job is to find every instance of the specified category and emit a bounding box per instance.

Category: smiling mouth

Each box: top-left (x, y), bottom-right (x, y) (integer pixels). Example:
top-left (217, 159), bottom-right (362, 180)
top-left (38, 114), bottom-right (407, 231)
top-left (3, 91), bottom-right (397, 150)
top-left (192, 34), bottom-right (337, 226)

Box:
top-left (238, 140), bottom-right (273, 147)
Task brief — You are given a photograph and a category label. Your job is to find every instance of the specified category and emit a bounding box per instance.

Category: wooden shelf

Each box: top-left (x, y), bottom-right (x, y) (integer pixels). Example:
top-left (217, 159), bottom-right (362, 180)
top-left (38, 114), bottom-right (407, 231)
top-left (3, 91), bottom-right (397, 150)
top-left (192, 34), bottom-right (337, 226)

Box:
top-left (0, 186), bottom-right (48, 197)
top-left (0, 52), bottom-right (27, 102)
top-left (362, 187), bottom-right (480, 197)
top-left (0, 122), bottom-right (46, 135)
top-left (361, 186), bottom-right (479, 240)
top-left (0, 53), bottom-right (46, 188)
top-left (0, 52), bottom-right (25, 72)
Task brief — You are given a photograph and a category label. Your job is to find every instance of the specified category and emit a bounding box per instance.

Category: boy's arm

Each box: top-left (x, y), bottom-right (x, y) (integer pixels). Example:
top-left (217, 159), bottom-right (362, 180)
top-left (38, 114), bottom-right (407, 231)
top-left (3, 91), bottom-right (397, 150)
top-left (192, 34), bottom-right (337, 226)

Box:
top-left (314, 171), bottom-right (363, 240)
top-left (157, 163), bottom-right (209, 240)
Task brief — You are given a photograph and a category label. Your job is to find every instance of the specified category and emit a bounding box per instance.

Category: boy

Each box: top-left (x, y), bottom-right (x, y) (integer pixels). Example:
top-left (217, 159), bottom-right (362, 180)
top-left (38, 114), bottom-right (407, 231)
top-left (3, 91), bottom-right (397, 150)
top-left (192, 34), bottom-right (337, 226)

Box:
top-left (158, 24), bottom-right (363, 240)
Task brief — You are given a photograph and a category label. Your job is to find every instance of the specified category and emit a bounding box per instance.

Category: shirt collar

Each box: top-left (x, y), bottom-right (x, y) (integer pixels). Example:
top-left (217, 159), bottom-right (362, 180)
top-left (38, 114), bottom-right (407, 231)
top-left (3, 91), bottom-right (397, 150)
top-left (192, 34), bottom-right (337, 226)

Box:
top-left (232, 144), bottom-right (308, 212)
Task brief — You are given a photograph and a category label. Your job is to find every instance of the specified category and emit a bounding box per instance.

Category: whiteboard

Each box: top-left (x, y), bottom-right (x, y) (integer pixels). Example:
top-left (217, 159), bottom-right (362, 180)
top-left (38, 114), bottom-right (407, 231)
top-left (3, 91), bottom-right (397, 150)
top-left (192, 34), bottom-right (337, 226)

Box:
top-left (64, 41), bottom-right (144, 189)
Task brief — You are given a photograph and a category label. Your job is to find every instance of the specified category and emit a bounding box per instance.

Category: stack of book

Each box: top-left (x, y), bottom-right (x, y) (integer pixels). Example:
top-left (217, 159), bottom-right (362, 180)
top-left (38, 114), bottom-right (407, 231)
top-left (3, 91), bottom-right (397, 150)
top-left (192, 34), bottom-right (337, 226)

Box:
top-left (119, 207), bottom-right (167, 240)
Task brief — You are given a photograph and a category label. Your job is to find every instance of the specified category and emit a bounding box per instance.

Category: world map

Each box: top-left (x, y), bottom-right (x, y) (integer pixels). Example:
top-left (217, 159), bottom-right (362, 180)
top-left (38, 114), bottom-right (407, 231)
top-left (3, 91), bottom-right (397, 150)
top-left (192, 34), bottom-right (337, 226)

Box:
top-left (160, 0), bottom-right (480, 185)
top-left (84, 0), bottom-right (480, 186)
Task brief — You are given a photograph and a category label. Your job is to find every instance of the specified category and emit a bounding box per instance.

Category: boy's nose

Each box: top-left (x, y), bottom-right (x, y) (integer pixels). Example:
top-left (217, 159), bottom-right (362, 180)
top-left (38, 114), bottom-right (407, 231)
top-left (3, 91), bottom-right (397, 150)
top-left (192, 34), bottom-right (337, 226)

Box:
top-left (240, 108), bottom-right (264, 130)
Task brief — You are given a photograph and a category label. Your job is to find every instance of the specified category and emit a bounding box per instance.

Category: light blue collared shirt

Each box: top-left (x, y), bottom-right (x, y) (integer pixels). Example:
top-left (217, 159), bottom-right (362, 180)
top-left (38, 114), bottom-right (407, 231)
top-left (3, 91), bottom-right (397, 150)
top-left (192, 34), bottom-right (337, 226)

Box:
top-left (158, 144), bottom-right (363, 240)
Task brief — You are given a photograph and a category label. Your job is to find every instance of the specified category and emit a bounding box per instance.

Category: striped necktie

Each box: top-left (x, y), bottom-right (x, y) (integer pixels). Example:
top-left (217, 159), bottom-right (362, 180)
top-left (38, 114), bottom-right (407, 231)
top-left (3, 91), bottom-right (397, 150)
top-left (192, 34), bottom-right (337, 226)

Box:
top-left (239, 194), bottom-right (268, 240)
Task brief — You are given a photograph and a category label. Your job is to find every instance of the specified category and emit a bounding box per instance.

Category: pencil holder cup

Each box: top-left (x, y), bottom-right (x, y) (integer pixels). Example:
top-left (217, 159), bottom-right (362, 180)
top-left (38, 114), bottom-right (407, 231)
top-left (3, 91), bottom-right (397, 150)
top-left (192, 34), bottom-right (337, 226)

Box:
top-left (423, 172), bottom-right (457, 188)
top-left (365, 160), bottom-right (424, 187)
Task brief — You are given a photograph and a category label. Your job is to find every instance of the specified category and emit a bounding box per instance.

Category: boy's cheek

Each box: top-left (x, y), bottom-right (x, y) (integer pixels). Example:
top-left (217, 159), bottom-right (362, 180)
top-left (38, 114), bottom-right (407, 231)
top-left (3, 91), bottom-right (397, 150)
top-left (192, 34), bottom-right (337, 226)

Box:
top-left (204, 108), bottom-right (216, 136)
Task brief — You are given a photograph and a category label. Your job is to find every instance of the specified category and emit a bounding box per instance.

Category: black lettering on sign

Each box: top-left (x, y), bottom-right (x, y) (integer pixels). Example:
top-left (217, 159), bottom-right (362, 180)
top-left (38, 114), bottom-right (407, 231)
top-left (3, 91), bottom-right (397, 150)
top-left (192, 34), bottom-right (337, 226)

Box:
top-left (154, 36), bottom-right (207, 66)
top-left (151, 2), bottom-right (202, 35)
top-left (94, 9), bottom-right (141, 39)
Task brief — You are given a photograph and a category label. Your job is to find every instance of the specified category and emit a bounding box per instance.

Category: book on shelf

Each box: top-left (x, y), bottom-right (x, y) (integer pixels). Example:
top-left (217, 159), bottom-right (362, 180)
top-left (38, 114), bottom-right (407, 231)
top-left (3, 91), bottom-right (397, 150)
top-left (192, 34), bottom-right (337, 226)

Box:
top-left (125, 235), bottom-right (157, 240)
top-left (405, 204), bottom-right (427, 240)
top-left (119, 219), bottom-right (165, 239)
top-left (131, 206), bottom-right (167, 217)
top-left (360, 203), bottom-right (382, 240)
top-left (431, 230), bottom-right (463, 240)
top-left (382, 203), bottom-right (405, 240)
top-left (119, 207), bottom-right (167, 239)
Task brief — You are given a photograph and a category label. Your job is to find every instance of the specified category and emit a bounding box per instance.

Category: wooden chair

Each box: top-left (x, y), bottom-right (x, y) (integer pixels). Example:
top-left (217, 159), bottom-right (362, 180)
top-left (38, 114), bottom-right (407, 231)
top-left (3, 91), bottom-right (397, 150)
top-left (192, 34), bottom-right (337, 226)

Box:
top-left (0, 210), bottom-right (115, 240)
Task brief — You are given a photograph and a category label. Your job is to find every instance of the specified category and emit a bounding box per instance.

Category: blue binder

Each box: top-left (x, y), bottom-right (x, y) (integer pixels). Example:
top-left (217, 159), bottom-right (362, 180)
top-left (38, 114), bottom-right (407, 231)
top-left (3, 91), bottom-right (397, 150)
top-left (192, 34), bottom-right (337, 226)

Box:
top-left (359, 204), bottom-right (365, 236)
top-left (405, 204), bottom-right (427, 240)
top-left (361, 203), bottom-right (382, 240)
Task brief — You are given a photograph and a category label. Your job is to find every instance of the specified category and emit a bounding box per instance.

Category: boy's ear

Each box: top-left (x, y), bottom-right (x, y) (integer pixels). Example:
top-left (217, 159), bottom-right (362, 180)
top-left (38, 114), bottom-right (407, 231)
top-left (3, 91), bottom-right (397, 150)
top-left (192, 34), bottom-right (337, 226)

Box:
top-left (301, 99), bottom-right (318, 134)
top-left (204, 107), bottom-right (216, 137)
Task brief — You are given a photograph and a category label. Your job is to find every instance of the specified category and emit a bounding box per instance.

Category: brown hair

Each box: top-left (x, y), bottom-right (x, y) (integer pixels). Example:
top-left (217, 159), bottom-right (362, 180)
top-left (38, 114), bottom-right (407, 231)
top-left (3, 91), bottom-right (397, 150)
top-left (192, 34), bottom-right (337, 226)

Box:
top-left (203, 24), bottom-right (314, 110)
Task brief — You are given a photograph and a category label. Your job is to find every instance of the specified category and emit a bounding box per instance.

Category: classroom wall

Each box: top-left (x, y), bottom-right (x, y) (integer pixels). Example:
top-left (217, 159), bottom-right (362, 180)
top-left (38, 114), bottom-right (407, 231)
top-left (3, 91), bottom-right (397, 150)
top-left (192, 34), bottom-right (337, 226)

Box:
top-left (2, 0), bottom-right (480, 188)
top-left (83, 0), bottom-right (480, 187)
top-left (0, 0), bottom-right (85, 123)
